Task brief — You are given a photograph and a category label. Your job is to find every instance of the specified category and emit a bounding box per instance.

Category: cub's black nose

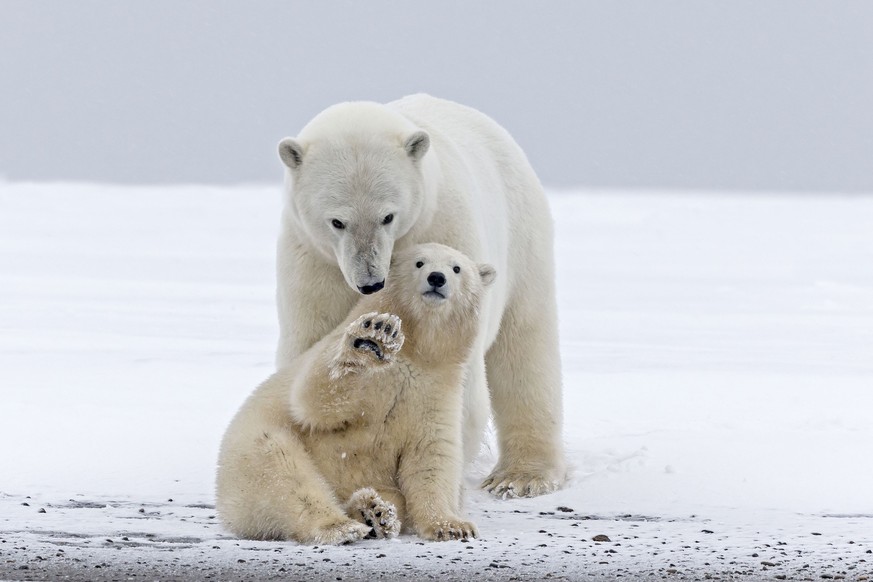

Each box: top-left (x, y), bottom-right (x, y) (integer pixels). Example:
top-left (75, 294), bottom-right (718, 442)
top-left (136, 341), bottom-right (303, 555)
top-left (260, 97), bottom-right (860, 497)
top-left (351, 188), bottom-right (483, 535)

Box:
top-left (358, 280), bottom-right (385, 295)
top-left (427, 271), bottom-right (446, 288)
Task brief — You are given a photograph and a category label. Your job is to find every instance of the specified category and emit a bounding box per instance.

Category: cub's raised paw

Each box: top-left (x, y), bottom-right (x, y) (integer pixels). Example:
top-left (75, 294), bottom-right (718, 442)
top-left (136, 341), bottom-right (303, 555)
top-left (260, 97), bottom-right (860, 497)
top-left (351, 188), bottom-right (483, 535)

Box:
top-left (419, 517), bottom-right (478, 542)
top-left (481, 469), bottom-right (563, 499)
top-left (345, 488), bottom-right (401, 539)
top-left (348, 312), bottom-right (404, 362)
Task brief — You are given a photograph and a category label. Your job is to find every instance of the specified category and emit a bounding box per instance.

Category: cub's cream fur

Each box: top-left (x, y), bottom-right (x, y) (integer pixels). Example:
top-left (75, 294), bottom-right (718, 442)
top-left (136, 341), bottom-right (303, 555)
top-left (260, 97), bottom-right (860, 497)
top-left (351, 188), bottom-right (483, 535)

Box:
top-left (216, 244), bottom-right (495, 544)
top-left (275, 94), bottom-right (566, 498)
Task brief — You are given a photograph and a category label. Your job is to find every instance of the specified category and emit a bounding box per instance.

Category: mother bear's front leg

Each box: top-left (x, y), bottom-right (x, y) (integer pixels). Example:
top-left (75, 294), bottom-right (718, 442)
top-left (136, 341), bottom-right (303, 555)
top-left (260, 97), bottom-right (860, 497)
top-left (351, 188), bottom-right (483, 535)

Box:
top-left (276, 237), bottom-right (359, 366)
top-left (482, 280), bottom-right (568, 498)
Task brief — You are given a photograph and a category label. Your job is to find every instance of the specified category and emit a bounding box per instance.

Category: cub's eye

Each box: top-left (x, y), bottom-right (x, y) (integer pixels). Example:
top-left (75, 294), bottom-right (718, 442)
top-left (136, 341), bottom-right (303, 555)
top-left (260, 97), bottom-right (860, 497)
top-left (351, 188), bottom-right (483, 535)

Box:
top-left (415, 261), bottom-right (424, 269)
top-left (453, 266), bottom-right (461, 274)
top-left (331, 219), bottom-right (345, 230)
top-left (382, 214), bottom-right (394, 225)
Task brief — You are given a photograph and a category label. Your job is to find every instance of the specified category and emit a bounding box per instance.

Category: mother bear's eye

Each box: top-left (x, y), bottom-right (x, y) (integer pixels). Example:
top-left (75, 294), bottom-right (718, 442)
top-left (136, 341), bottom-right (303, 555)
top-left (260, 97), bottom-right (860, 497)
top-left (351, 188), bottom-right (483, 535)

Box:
top-left (331, 219), bottom-right (346, 230)
top-left (453, 266), bottom-right (461, 274)
top-left (382, 214), bottom-right (394, 225)
top-left (416, 261), bottom-right (424, 269)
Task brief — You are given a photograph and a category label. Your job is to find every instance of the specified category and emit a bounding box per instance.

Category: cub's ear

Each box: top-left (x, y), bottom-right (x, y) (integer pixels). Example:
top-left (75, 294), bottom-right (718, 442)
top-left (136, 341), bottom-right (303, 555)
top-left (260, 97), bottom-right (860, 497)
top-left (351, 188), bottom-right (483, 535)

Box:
top-left (478, 263), bottom-right (497, 287)
top-left (403, 131), bottom-right (430, 162)
top-left (278, 138), bottom-right (305, 170)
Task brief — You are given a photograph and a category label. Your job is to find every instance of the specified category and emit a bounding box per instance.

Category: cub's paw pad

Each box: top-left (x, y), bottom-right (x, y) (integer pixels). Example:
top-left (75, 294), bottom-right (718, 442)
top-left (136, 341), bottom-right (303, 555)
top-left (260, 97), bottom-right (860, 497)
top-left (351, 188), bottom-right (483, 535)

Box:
top-left (353, 338), bottom-right (383, 359)
top-left (421, 518), bottom-right (478, 542)
top-left (345, 488), bottom-right (401, 539)
top-left (481, 470), bottom-right (562, 499)
top-left (348, 312), bottom-right (404, 360)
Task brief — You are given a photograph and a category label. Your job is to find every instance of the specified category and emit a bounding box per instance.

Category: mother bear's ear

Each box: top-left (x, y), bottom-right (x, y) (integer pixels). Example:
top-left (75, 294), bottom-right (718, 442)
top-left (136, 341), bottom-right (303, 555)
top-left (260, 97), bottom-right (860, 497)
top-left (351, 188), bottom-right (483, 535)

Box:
top-left (278, 138), bottom-right (306, 170)
top-left (403, 131), bottom-right (430, 162)
top-left (478, 264), bottom-right (497, 287)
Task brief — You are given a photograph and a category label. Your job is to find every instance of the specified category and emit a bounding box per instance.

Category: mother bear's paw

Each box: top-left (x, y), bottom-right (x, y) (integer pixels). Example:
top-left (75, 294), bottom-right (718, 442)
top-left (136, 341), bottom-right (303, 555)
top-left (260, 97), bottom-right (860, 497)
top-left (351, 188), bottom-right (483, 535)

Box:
top-left (481, 469), bottom-right (563, 499)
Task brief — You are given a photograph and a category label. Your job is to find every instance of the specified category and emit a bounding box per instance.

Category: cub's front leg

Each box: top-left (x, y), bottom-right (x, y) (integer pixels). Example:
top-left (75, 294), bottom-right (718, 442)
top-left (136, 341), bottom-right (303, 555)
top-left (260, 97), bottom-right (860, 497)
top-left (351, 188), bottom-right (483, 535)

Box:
top-left (330, 312), bottom-right (405, 379)
top-left (398, 399), bottom-right (478, 542)
top-left (291, 312), bottom-right (405, 430)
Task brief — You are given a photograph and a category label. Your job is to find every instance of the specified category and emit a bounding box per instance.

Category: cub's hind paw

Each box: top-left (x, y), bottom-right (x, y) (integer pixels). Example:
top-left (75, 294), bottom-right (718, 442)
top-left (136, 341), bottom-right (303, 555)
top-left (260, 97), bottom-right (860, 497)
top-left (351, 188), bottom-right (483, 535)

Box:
top-left (345, 487), bottom-right (401, 539)
top-left (348, 312), bottom-right (404, 362)
top-left (308, 519), bottom-right (371, 545)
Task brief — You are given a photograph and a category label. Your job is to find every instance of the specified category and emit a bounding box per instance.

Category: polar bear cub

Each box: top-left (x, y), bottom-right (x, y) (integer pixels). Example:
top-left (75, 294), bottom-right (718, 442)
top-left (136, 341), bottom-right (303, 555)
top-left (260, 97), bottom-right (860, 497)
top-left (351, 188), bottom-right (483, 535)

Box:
top-left (216, 243), bottom-right (496, 544)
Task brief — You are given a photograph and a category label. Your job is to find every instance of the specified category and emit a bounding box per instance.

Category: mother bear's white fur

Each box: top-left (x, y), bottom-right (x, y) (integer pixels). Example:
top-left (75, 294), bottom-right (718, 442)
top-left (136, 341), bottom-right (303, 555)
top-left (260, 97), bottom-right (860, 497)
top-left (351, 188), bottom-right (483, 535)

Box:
top-left (217, 244), bottom-right (493, 543)
top-left (275, 94), bottom-right (566, 497)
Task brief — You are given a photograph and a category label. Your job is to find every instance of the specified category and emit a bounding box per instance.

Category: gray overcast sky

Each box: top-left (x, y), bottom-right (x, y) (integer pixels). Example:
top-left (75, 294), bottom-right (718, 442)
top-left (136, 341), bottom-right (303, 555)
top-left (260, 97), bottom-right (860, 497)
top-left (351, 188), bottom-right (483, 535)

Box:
top-left (1, 1), bottom-right (871, 191)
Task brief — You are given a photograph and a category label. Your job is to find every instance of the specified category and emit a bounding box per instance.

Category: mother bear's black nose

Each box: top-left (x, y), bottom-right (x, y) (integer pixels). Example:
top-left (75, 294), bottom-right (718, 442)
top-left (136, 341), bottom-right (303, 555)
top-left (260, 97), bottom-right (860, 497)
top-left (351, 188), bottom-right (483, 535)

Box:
top-left (358, 280), bottom-right (384, 295)
top-left (427, 271), bottom-right (446, 288)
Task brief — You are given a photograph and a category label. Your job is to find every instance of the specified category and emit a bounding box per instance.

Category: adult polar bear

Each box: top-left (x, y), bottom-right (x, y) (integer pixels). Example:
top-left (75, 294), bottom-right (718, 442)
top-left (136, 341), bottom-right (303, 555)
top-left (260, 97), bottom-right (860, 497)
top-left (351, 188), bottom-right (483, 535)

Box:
top-left (276, 94), bottom-right (566, 497)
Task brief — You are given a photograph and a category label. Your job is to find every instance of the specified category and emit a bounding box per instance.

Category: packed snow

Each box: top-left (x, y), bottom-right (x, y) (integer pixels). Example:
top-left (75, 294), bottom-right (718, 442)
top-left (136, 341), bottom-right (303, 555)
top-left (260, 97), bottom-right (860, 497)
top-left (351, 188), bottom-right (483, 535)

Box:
top-left (1, 183), bottom-right (871, 580)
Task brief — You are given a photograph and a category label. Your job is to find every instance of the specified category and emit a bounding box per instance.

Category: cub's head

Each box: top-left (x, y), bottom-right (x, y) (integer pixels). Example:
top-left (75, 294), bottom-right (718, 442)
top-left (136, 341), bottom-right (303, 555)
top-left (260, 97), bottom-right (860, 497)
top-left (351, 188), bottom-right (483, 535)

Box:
top-left (277, 102), bottom-right (432, 296)
top-left (388, 243), bottom-right (496, 319)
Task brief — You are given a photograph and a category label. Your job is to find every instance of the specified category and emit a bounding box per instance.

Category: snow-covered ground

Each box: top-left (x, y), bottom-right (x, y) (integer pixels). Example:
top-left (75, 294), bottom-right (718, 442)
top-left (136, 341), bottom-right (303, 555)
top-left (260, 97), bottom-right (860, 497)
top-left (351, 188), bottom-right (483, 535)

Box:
top-left (1, 183), bottom-right (871, 581)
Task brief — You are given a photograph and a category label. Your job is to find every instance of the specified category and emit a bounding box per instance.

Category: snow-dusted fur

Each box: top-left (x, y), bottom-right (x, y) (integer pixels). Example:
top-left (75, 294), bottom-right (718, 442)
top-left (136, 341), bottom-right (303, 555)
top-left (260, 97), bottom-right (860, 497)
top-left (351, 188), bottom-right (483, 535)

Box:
top-left (217, 244), bottom-right (494, 543)
top-left (274, 94), bottom-right (566, 497)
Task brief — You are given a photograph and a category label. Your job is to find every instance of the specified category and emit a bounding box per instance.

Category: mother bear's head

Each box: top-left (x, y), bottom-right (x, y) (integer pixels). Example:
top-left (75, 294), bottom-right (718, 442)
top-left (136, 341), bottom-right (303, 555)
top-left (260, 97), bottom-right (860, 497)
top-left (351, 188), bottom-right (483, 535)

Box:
top-left (278, 102), bottom-right (433, 295)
